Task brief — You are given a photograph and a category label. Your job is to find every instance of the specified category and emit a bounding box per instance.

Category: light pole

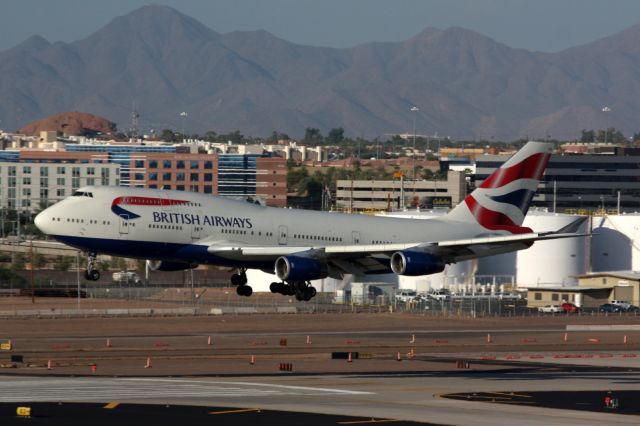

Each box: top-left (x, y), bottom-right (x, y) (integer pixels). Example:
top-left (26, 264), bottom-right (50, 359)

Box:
top-left (602, 106), bottom-right (611, 143)
top-left (180, 111), bottom-right (188, 142)
top-left (410, 106), bottom-right (419, 182)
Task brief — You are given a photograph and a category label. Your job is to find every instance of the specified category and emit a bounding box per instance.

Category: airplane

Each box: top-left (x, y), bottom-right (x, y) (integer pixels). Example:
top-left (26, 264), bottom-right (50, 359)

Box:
top-left (34, 141), bottom-right (584, 301)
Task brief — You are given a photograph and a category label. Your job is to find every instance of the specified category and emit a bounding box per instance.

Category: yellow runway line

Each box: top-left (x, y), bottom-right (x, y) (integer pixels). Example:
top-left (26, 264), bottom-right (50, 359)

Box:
top-left (103, 402), bottom-right (119, 409)
top-left (209, 408), bottom-right (261, 415)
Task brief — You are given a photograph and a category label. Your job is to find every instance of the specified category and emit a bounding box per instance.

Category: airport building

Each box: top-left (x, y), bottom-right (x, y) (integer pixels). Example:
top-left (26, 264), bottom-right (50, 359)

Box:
top-left (526, 271), bottom-right (640, 309)
top-left (335, 171), bottom-right (466, 211)
top-left (476, 152), bottom-right (640, 212)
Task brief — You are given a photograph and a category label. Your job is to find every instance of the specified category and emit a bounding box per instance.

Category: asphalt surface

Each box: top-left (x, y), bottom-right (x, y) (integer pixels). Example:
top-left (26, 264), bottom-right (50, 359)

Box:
top-left (2, 314), bottom-right (640, 425)
top-left (1, 402), bottom-right (429, 426)
top-left (442, 390), bottom-right (640, 416)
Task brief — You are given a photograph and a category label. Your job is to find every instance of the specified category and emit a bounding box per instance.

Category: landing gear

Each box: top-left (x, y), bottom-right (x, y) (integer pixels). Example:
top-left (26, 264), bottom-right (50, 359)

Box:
top-left (232, 269), bottom-right (253, 297)
top-left (84, 252), bottom-right (100, 281)
top-left (270, 281), bottom-right (317, 301)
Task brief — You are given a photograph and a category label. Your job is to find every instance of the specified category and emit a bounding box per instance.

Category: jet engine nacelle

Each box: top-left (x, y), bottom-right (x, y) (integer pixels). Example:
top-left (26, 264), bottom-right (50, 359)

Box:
top-left (146, 260), bottom-right (197, 272)
top-left (274, 256), bottom-right (328, 281)
top-left (390, 251), bottom-right (445, 276)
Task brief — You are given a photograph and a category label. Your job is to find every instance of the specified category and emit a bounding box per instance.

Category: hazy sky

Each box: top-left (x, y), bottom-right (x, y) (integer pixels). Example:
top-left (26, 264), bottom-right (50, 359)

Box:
top-left (2, 0), bottom-right (640, 52)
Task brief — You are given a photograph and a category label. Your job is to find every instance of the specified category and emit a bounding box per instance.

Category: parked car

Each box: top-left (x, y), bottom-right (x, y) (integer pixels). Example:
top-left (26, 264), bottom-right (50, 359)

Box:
top-left (538, 304), bottom-right (562, 313)
top-left (428, 289), bottom-right (451, 301)
top-left (599, 303), bottom-right (623, 313)
top-left (561, 302), bottom-right (580, 313)
top-left (611, 300), bottom-right (632, 311)
top-left (395, 290), bottom-right (419, 303)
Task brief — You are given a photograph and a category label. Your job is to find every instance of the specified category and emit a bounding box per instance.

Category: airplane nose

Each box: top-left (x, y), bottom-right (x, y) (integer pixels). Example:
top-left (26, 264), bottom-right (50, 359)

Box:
top-left (34, 210), bottom-right (48, 233)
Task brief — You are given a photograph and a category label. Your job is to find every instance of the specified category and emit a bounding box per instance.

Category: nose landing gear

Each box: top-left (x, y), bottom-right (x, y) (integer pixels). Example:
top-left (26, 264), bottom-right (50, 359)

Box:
top-left (84, 252), bottom-right (100, 281)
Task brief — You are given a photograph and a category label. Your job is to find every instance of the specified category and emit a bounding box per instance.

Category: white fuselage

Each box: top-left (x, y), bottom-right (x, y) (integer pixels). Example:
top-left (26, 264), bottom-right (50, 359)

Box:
top-left (34, 186), bottom-right (486, 272)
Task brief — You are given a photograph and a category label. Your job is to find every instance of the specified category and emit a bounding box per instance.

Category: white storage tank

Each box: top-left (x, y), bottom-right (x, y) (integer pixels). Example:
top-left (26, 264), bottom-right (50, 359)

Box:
top-left (591, 213), bottom-right (640, 272)
top-left (516, 212), bottom-right (590, 287)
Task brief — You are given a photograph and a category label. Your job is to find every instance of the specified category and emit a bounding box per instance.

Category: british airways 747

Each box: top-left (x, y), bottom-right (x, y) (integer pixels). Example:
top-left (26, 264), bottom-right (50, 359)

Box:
top-left (34, 141), bottom-right (583, 301)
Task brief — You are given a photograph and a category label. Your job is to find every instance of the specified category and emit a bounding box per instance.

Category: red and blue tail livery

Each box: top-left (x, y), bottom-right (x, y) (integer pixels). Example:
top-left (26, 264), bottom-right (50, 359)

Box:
top-left (448, 141), bottom-right (552, 233)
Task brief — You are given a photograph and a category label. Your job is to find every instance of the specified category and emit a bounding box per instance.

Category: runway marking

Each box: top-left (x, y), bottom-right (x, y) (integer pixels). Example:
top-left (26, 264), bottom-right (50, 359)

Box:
top-left (338, 419), bottom-right (400, 424)
top-left (123, 378), bottom-right (374, 395)
top-left (486, 391), bottom-right (532, 398)
top-left (103, 402), bottom-right (119, 409)
top-left (209, 408), bottom-right (261, 415)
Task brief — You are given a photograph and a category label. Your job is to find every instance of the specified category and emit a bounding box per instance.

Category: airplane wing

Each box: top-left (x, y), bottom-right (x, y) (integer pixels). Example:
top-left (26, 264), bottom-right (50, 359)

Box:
top-left (205, 223), bottom-right (588, 276)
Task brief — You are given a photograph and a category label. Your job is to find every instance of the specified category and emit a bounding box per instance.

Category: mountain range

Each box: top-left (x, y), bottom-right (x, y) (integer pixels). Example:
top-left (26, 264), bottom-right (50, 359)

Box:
top-left (1, 4), bottom-right (639, 140)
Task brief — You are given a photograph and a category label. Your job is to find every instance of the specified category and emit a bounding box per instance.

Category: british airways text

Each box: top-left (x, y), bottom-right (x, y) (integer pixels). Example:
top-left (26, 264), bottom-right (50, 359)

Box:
top-left (152, 212), bottom-right (253, 228)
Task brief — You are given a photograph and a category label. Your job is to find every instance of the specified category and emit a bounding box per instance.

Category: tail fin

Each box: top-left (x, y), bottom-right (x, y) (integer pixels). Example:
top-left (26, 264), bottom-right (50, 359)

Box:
top-left (446, 141), bottom-right (552, 233)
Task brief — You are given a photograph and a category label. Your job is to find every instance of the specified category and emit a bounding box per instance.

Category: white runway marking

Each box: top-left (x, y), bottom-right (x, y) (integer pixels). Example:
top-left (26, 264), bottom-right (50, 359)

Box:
top-left (0, 377), bottom-right (372, 402)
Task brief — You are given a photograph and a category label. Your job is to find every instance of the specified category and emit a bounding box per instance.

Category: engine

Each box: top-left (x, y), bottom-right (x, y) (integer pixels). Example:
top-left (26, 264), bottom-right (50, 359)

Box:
top-left (146, 260), bottom-right (197, 272)
top-left (390, 251), bottom-right (445, 276)
top-left (274, 256), bottom-right (328, 281)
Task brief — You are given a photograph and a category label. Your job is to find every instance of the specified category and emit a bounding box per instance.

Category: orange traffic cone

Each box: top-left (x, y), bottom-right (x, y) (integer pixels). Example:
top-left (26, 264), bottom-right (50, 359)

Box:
top-left (624, 335), bottom-right (628, 345)
top-left (396, 351), bottom-right (402, 362)
top-left (486, 334), bottom-right (492, 343)
top-left (207, 336), bottom-right (212, 346)
top-left (47, 360), bottom-right (53, 370)
top-left (144, 357), bottom-right (152, 369)
top-left (106, 338), bottom-right (112, 348)
top-left (563, 332), bottom-right (568, 342)
top-left (250, 355), bottom-right (255, 365)
top-left (91, 364), bottom-right (97, 374)
top-left (306, 335), bottom-right (312, 344)
top-left (408, 348), bottom-right (415, 359)
top-left (347, 352), bottom-right (353, 363)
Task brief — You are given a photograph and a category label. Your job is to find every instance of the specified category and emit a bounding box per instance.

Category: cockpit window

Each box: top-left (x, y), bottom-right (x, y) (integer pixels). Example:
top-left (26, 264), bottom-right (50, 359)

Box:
top-left (72, 191), bottom-right (93, 198)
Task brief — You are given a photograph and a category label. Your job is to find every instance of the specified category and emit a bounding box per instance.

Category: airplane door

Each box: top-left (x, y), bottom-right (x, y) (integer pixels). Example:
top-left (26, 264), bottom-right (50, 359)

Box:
top-left (352, 231), bottom-right (360, 244)
top-left (191, 212), bottom-right (203, 241)
top-left (119, 214), bottom-right (130, 235)
top-left (278, 225), bottom-right (288, 245)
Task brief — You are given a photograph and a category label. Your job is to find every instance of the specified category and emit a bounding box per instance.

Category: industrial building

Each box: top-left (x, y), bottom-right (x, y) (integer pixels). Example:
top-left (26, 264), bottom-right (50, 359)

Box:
top-left (335, 171), bottom-right (466, 211)
top-left (526, 271), bottom-right (640, 309)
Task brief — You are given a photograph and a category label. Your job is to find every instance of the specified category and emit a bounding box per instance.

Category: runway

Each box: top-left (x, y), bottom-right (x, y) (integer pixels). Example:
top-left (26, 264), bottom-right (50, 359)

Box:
top-left (2, 314), bottom-right (640, 424)
top-left (1, 369), bottom-right (638, 425)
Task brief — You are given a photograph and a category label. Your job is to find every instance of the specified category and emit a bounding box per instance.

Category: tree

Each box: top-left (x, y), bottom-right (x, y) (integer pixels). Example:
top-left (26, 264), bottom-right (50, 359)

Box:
top-left (160, 129), bottom-right (178, 142)
top-left (11, 253), bottom-right (26, 272)
top-left (53, 256), bottom-right (73, 271)
top-left (203, 131), bottom-right (218, 142)
top-left (326, 128), bottom-right (345, 145)
top-left (580, 130), bottom-right (595, 142)
top-left (302, 128), bottom-right (322, 144)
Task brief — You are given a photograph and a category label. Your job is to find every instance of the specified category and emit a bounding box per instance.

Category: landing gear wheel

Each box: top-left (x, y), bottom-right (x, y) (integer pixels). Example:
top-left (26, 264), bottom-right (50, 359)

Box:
top-left (89, 270), bottom-right (100, 281)
top-left (309, 286), bottom-right (317, 298)
top-left (236, 285), bottom-right (253, 297)
top-left (270, 282), bottom-right (279, 293)
top-left (231, 270), bottom-right (248, 286)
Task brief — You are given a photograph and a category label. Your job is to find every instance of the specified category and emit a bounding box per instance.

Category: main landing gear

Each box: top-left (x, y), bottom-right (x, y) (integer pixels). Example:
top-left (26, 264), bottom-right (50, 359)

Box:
top-left (231, 269), bottom-right (253, 297)
top-left (269, 281), bottom-right (317, 301)
top-left (84, 252), bottom-right (100, 281)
